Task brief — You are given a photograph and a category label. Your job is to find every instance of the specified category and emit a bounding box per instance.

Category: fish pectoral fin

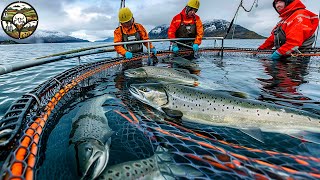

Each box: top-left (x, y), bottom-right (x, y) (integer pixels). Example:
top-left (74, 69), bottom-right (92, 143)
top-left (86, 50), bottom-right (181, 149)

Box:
top-left (286, 131), bottom-right (320, 145)
top-left (239, 128), bottom-right (264, 143)
top-left (161, 107), bottom-right (183, 119)
top-left (172, 68), bottom-right (191, 74)
top-left (103, 130), bottom-right (114, 146)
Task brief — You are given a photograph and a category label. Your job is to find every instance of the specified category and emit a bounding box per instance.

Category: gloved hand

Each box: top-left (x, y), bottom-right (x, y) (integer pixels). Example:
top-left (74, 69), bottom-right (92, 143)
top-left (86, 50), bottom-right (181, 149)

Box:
top-left (150, 47), bottom-right (157, 55)
top-left (125, 51), bottom-right (133, 59)
top-left (270, 50), bottom-right (281, 60)
top-left (193, 44), bottom-right (199, 51)
top-left (172, 45), bottom-right (179, 54)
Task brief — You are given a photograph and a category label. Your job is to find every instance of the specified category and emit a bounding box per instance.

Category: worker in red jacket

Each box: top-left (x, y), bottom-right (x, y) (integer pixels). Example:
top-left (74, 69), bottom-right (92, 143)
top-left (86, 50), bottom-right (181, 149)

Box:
top-left (168, 0), bottom-right (204, 55)
top-left (258, 0), bottom-right (319, 60)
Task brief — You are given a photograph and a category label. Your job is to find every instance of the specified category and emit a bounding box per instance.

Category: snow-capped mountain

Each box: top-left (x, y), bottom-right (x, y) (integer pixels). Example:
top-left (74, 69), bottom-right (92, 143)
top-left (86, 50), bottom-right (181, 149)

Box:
top-left (0, 30), bottom-right (89, 44)
top-left (94, 37), bottom-right (114, 42)
top-left (149, 19), bottom-right (265, 39)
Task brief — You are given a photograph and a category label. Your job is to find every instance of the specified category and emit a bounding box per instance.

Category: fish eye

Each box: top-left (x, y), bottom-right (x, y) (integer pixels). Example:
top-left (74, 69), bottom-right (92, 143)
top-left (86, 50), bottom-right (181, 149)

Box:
top-left (86, 147), bottom-right (93, 152)
top-left (139, 86), bottom-right (148, 92)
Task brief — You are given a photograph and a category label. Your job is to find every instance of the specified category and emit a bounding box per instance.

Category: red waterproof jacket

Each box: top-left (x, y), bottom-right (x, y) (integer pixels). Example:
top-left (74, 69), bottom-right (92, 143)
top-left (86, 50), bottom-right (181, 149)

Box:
top-left (168, 8), bottom-right (204, 45)
top-left (259, 0), bottom-right (319, 55)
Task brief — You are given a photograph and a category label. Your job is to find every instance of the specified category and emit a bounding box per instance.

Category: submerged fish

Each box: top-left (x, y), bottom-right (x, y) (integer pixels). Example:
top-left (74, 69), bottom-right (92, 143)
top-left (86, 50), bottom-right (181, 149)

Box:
top-left (162, 57), bottom-right (200, 72)
top-left (69, 94), bottom-right (114, 179)
top-left (97, 146), bottom-right (202, 180)
top-left (129, 83), bottom-right (320, 143)
top-left (124, 66), bottom-right (199, 86)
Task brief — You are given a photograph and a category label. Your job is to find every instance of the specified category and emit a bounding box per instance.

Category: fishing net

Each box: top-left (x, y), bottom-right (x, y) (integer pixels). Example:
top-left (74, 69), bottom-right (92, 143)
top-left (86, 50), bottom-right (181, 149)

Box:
top-left (0, 50), bottom-right (319, 180)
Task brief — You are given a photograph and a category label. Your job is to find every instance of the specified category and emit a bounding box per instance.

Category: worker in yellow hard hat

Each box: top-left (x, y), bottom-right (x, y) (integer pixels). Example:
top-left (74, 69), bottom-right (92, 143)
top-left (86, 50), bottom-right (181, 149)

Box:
top-left (114, 7), bottom-right (157, 59)
top-left (168, 0), bottom-right (203, 58)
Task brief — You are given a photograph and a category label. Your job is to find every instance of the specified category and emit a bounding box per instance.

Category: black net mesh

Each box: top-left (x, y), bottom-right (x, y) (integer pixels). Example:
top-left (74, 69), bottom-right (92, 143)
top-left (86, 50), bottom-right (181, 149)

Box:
top-left (0, 49), bottom-right (319, 180)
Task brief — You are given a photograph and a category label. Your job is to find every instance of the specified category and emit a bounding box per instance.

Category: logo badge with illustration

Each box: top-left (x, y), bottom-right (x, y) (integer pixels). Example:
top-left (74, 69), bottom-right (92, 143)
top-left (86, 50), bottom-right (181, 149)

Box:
top-left (1, 1), bottom-right (38, 39)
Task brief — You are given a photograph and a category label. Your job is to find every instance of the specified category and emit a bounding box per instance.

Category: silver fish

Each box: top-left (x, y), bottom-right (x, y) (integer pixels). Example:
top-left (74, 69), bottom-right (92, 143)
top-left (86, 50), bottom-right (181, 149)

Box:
top-left (69, 94), bottom-right (114, 179)
top-left (124, 66), bottom-right (199, 86)
top-left (162, 57), bottom-right (200, 72)
top-left (129, 83), bottom-right (320, 143)
top-left (97, 146), bottom-right (203, 180)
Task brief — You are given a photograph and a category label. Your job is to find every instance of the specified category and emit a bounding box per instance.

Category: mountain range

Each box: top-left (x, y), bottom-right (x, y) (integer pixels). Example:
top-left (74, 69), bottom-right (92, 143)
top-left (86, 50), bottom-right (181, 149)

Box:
top-left (148, 19), bottom-right (265, 39)
top-left (0, 19), bottom-right (265, 44)
top-left (0, 30), bottom-right (89, 44)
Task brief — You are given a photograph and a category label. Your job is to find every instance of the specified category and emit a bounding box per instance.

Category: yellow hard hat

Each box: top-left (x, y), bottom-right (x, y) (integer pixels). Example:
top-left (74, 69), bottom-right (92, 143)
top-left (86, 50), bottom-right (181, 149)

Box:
top-left (187, 0), bottom-right (200, 9)
top-left (118, 7), bottom-right (133, 23)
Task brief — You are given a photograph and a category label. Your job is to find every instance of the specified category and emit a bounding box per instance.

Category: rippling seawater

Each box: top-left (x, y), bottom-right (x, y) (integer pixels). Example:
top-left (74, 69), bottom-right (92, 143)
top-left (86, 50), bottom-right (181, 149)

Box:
top-left (1, 39), bottom-right (320, 179)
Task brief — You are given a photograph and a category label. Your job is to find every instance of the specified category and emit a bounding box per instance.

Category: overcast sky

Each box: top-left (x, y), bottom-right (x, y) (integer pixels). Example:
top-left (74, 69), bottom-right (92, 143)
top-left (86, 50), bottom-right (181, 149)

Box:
top-left (1, 0), bottom-right (319, 41)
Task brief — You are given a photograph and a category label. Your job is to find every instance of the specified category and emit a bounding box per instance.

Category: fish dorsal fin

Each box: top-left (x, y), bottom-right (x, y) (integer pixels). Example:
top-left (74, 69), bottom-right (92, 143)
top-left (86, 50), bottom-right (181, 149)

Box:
top-left (240, 128), bottom-right (264, 143)
top-left (229, 92), bottom-right (248, 99)
top-left (161, 107), bottom-right (183, 119)
top-left (172, 68), bottom-right (190, 74)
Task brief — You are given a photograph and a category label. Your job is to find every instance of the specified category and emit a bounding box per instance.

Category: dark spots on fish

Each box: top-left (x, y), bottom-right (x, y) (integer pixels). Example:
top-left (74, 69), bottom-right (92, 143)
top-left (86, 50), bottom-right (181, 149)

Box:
top-left (207, 108), bottom-right (210, 110)
top-left (108, 170), bottom-right (113, 174)
top-left (291, 115), bottom-right (293, 118)
top-left (108, 178), bottom-right (112, 180)
top-left (238, 108), bottom-right (241, 111)
top-left (150, 164), bottom-right (154, 168)
top-left (202, 109), bottom-right (205, 112)
top-left (126, 172), bottom-right (130, 177)
top-left (267, 112), bottom-right (270, 115)
top-left (214, 108), bottom-right (216, 110)
top-left (143, 161), bottom-right (148, 165)
top-left (116, 172), bottom-right (120, 177)
top-left (277, 113), bottom-right (280, 116)
top-left (146, 168), bottom-right (149, 171)
top-left (257, 110), bottom-right (259, 112)
top-left (257, 114), bottom-right (260, 116)
top-left (191, 108), bottom-right (193, 110)
top-left (222, 109), bottom-right (224, 112)
top-left (210, 103), bottom-right (212, 105)
top-left (125, 166), bottom-right (130, 170)
top-left (134, 163), bottom-right (141, 167)
top-left (149, 159), bottom-right (153, 162)
top-left (135, 170), bottom-right (138, 174)
top-left (308, 117), bottom-right (311, 121)
top-left (233, 107), bottom-right (235, 109)
top-left (226, 107), bottom-right (229, 109)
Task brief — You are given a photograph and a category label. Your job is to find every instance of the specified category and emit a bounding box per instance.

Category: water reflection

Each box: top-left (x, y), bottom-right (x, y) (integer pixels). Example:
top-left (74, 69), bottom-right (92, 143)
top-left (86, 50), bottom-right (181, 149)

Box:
top-left (257, 57), bottom-right (314, 108)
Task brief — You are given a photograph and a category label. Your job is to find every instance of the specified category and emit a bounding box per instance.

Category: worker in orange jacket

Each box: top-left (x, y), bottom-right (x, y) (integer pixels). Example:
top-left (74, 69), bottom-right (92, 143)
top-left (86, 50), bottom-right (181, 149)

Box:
top-left (114, 7), bottom-right (157, 59)
top-left (258, 0), bottom-right (319, 60)
top-left (168, 0), bottom-right (204, 54)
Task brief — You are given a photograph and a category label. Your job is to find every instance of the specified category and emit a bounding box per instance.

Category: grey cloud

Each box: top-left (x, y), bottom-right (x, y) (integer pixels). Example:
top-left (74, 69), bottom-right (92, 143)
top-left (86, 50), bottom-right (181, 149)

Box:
top-left (0, 0), bottom-right (318, 41)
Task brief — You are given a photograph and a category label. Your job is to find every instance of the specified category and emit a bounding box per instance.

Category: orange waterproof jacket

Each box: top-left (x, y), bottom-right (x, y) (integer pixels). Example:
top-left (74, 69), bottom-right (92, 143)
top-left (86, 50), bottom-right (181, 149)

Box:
top-left (114, 22), bottom-right (154, 56)
top-left (259, 0), bottom-right (319, 55)
top-left (168, 8), bottom-right (204, 45)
